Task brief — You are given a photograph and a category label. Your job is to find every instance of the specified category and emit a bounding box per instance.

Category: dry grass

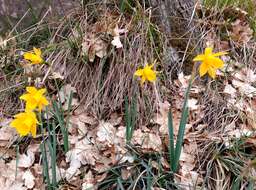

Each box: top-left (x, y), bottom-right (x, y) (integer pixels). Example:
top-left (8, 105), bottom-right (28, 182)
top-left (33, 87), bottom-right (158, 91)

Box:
top-left (45, 2), bottom-right (165, 120)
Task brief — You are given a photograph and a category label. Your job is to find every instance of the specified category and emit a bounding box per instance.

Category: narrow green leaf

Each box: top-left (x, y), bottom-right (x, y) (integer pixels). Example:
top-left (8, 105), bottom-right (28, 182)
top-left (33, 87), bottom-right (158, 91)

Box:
top-left (168, 109), bottom-right (175, 172)
top-left (53, 101), bottom-right (69, 152)
top-left (39, 116), bottom-right (51, 186)
top-left (40, 142), bottom-right (50, 186)
top-left (173, 107), bottom-right (189, 172)
top-left (130, 94), bottom-right (137, 141)
top-left (125, 96), bottom-right (131, 142)
top-left (247, 178), bottom-right (254, 190)
top-left (15, 145), bottom-right (19, 178)
top-left (51, 122), bottom-right (57, 187)
top-left (231, 177), bottom-right (241, 190)
top-left (173, 79), bottom-right (192, 172)
top-left (47, 140), bottom-right (57, 187)
top-left (117, 178), bottom-right (125, 190)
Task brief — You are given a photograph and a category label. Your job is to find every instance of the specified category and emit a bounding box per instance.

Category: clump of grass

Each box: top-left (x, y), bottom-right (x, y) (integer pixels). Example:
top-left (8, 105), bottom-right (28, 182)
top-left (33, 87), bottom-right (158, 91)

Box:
top-left (46, 1), bottom-right (164, 121)
top-left (98, 153), bottom-right (175, 190)
top-left (203, 0), bottom-right (256, 34)
top-left (40, 92), bottom-right (73, 189)
top-left (40, 121), bottom-right (58, 189)
top-left (125, 95), bottom-right (137, 144)
top-left (197, 134), bottom-right (256, 189)
top-left (203, 0), bottom-right (255, 16)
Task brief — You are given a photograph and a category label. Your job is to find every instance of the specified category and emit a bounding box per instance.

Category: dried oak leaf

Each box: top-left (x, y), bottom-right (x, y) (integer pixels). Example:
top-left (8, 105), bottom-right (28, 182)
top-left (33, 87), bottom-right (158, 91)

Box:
top-left (231, 19), bottom-right (253, 45)
top-left (58, 84), bottom-right (79, 110)
top-left (0, 127), bottom-right (17, 147)
top-left (96, 121), bottom-right (116, 145)
top-left (22, 170), bottom-right (35, 189)
top-left (109, 24), bottom-right (128, 49)
top-left (81, 33), bottom-right (107, 62)
top-left (132, 129), bottom-right (162, 152)
top-left (151, 101), bottom-right (180, 136)
top-left (18, 149), bottom-right (35, 168)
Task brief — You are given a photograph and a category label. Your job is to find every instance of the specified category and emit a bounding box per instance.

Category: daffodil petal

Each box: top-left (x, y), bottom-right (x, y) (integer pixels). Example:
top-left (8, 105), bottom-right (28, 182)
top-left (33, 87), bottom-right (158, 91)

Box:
top-left (31, 125), bottom-right (37, 138)
top-left (10, 119), bottom-right (20, 128)
top-left (210, 57), bottom-right (224, 69)
top-left (199, 62), bottom-right (208, 77)
top-left (40, 97), bottom-right (49, 106)
top-left (148, 64), bottom-right (155, 69)
top-left (134, 69), bottom-right (143, 77)
top-left (193, 54), bottom-right (205, 62)
top-left (25, 102), bottom-right (37, 111)
top-left (205, 47), bottom-right (213, 55)
top-left (208, 67), bottom-right (216, 79)
top-left (24, 53), bottom-right (36, 60)
top-left (26, 87), bottom-right (37, 94)
top-left (141, 76), bottom-right (146, 85)
top-left (146, 71), bottom-right (157, 82)
top-left (212, 51), bottom-right (228, 57)
top-left (24, 52), bottom-right (43, 64)
top-left (33, 47), bottom-right (42, 56)
top-left (11, 110), bottom-right (38, 137)
top-left (38, 88), bottom-right (46, 95)
top-left (14, 112), bottom-right (26, 118)
top-left (20, 94), bottom-right (30, 101)
top-left (23, 52), bottom-right (32, 58)
top-left (17, 126), bottom-right (31, 136)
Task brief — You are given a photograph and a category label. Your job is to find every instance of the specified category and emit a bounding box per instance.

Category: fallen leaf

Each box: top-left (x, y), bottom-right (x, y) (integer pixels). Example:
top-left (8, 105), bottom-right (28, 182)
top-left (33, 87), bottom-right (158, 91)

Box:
top-left (187, 98), bottom-right (199, 111)
top-left (22, 170), bottom-right (35, 189)
top-left (223, 84), bottom-right (237, 98)
top-left (49, 71), bottom-right (64, 80)
top-left (110, 25), bottom-right (128, 49)
top-left (232, 80), bottom-right (256, 97)
top-left (18, 149), bottom-right (35, 168)
top-left (121, 168), bottom-right (131, 180)
top-left (231, 19), bottom-right (253, 45)
top-left (82, 33), bottom-right (107, 62)
top-left (111, 36), bottom-right (123, 48)
top-left (234, 68), bottom-right (256, 83)
top-left (58, 84), bottom-right (79, 110)
top-left (96, 121), bottom-right (116, 145)
top-left (0, 121), bottom-right (17, 147)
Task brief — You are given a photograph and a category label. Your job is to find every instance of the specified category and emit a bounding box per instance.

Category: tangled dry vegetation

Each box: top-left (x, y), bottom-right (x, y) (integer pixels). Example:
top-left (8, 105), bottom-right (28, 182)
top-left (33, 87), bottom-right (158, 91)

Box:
top-left (1, 0), bottom-right (256, 189)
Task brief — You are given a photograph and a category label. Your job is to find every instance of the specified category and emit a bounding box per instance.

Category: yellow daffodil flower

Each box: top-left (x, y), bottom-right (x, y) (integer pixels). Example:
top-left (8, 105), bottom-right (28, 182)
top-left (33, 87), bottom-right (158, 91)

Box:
top-left (134, 63), bottom-right (157, 85)
top-left (20, 86), bottom-right (49, 111)
top-left (193, 47), bottom-right (228, 79)
top-left (10, 111), bottom-right (38, 137)
top-left (23, 47), bottom-right (44, 64)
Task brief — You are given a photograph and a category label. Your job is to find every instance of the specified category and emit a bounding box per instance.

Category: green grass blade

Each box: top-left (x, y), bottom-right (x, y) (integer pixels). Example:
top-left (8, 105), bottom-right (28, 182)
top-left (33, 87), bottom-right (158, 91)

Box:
top-left (167, 109), bottom-right (175, 172)
top-left (231, 177), bottom-right (241, 190)
top-left (117, 178), bottom-right (125, 190)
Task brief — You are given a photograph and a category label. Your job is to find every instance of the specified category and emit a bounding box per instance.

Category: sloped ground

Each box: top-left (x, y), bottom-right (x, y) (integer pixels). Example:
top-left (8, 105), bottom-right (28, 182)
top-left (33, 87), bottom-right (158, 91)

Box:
top-left (1, 1), bottom-right (256, 190)
top-left (0, 0), bottom-right (79, 33)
